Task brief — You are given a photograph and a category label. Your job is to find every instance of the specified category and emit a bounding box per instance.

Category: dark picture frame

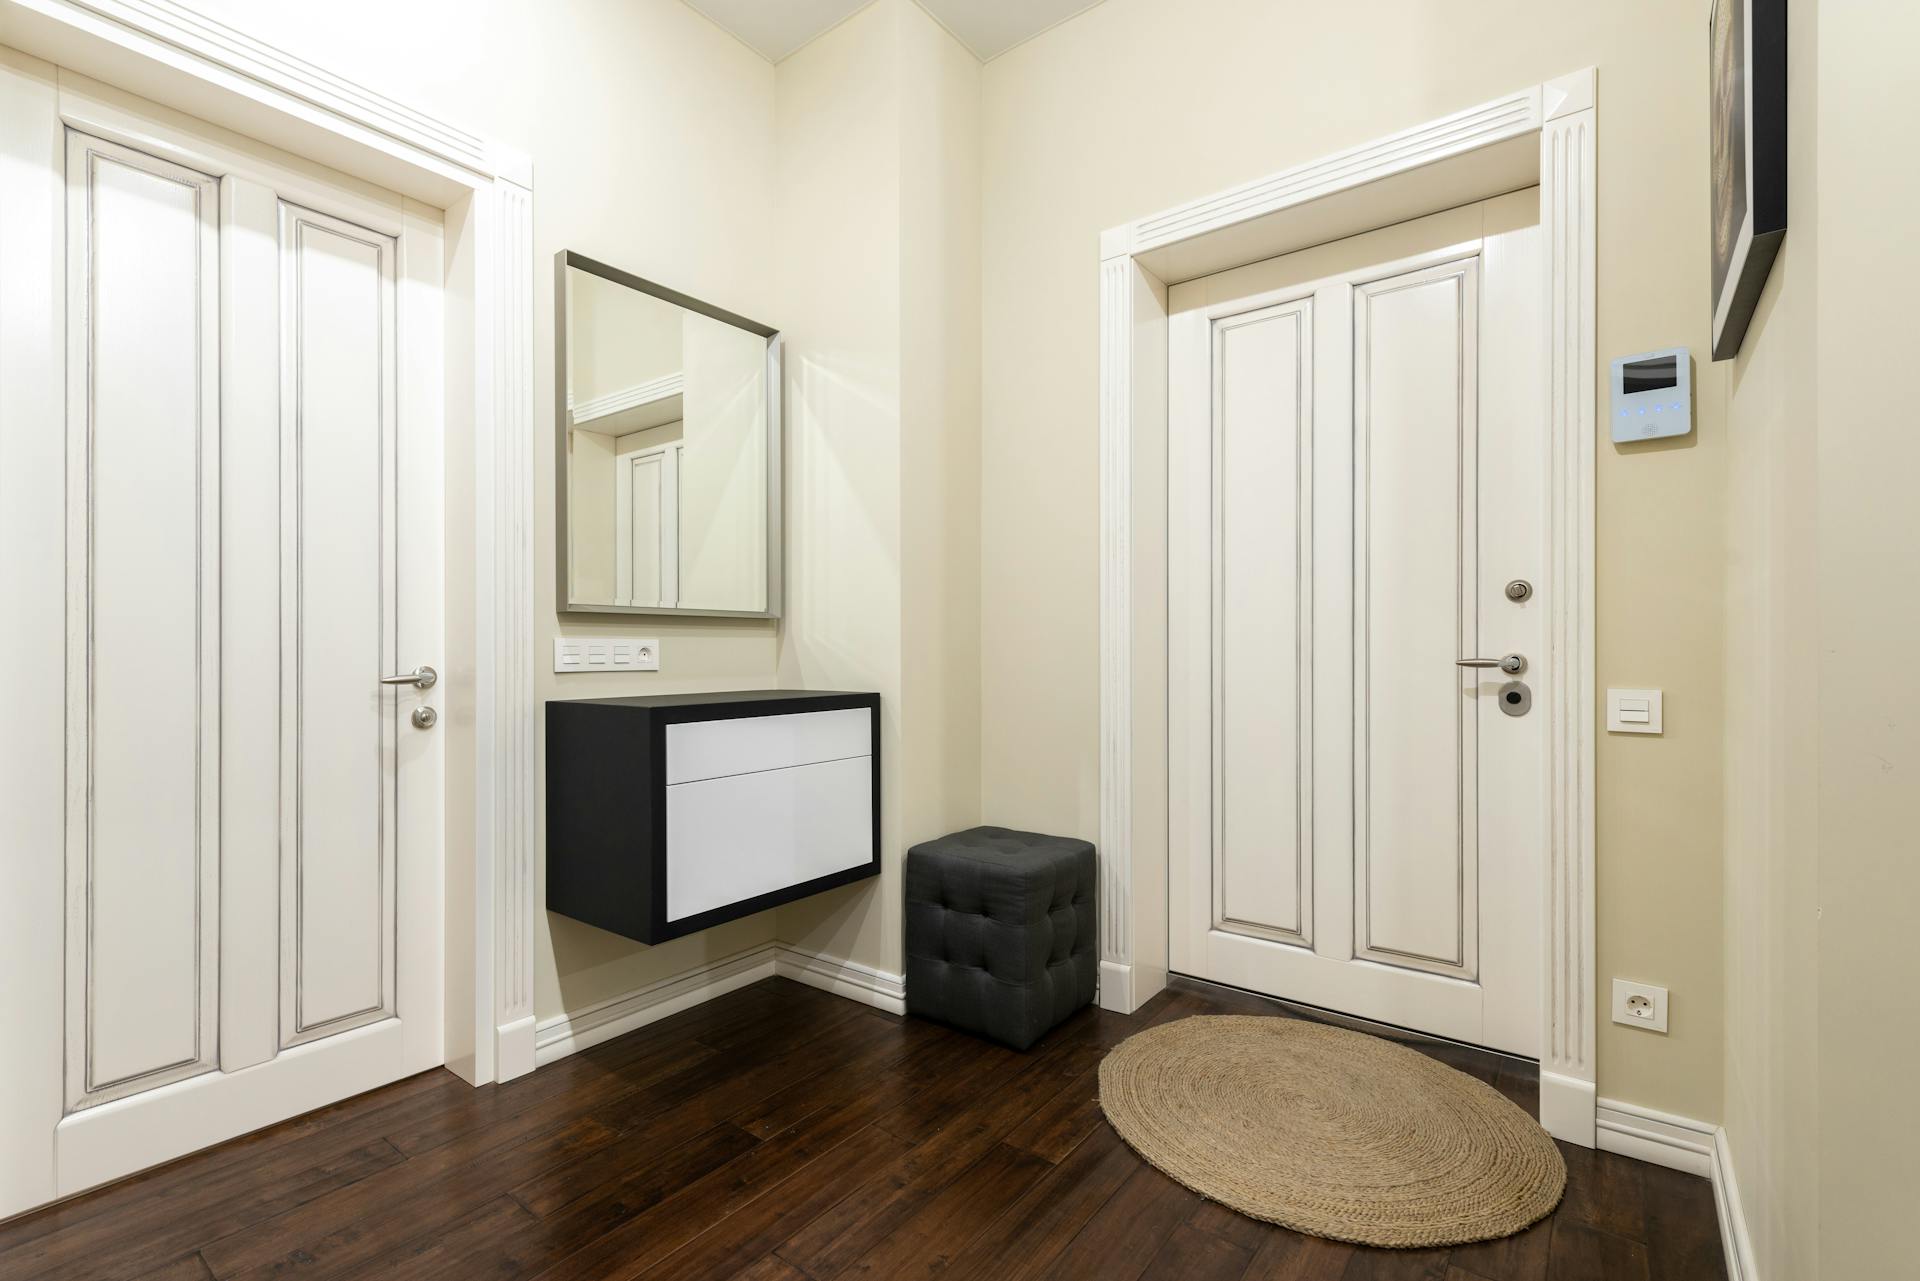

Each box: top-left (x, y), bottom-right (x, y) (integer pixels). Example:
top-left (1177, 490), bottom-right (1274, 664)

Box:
top-left (1709, 0), bottom-right (1788, 360)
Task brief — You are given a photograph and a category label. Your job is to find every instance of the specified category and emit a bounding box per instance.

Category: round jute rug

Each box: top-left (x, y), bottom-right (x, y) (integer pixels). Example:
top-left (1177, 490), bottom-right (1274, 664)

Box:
top-left (1098, 1015), bottom-right (1565, 1249)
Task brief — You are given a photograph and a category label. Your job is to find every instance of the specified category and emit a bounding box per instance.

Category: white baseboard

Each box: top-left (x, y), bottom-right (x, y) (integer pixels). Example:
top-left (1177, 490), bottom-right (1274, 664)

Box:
top-left (532, 942), bottom-right (906, 1066)
top-left (495, 1014), bottom-right (537, 1082)
top-left (1097, 959), bottom-right (1166, 1014)
top-left (1710, 1123), bottom-right (1759, 1281)
top-left (1593, 1098), bottom-right (1757, 1281)
top-left (1538, 1069), bottom-right (1597, 1146)
top-left (1098, 960), bottom-right (1134, 1013)
top-left (1595, 1097), bottom-right (1714, 1177)
top-left (771, 945), bottom-right (907, 1014)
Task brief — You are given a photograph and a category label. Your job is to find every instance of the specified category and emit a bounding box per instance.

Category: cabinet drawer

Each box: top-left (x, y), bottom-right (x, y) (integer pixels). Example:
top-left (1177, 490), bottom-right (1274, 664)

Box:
top-left (665, 755), bottom-right (874, 922)
top-left (665, 707), bottom-right (872, 785)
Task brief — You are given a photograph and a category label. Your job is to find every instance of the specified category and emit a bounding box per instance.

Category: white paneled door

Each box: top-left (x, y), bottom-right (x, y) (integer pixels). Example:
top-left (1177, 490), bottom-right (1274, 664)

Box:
top-left (0, 60), bottom-right (444, 1217)
top-left (1169, 196), bottom-right (1545, 1056)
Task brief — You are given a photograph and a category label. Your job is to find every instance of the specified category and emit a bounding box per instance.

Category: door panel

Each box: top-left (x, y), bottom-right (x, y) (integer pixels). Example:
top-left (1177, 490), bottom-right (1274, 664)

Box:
top-left (1169, 196), bottom-right (1543, 1057)
top-left (1352, 259), bottom-right (1479, 978)
top-left (62, 133), bottom-right (221, 1109)
top-left (1214, 300), bottom-right (1313, 945)
top-left (623, 452), bottom-right (665, 605)
top-left (0, 71), bottom-right (446, 1215)
top-left (279, 202), bottom-right (399, 1047)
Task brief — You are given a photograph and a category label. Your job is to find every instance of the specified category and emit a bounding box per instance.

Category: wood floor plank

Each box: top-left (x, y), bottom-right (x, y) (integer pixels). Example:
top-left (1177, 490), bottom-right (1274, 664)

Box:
top-left (197, 1116), bottom-right (617, 1281)
top-left (732, 1256), bottom-right (813, 1281)
top-left (1187, 1196), bottom-right (1278, 1253)
top-left (1241, 1232), bottom-right (1357, 1281)
top-left (1638, 1165), bottom-right (1726, 1281)
top-left (1339, 1245), bottom-right (1451, 1280)
top-left (1039, 1163), bottom-right (1201, 1281)
top-left (0, 1138), bottom-right (407, 1281)
top-left (0, 1070), bottom-right (462, 1271)
top-left (1554, 1144), bottom-right (1649, 1242)
top-left (943, 1126), bottom-right (1138, 1281)
top-left (771, 1029), bottom-right (1113, 1281)
top-left (1003, 1066), bottom-right (1107, 1164)
top-left (771, 1041), bottom-right (1103, 1279)
top-left (127, 1254), bottom-right (216, 1281)
top-left (527, 1070), bottom-right (924, 1281)
top-left (1545, 1221), bottom-right (1650, 1281)
top-left (382, 1019), bottom-right (723, 1159)
top-left (3, 977), bottom-right (1722, 1281)
top-left (726, 1016), bottom-right (960, 1141)
top-left (1442, 1214), bottom-right (1552, 1281)
top-left (1138, 1221), bottom-right (1255, 1279)
top-left (334, 1195), bottom-right (536, 1281)
top-left (692, 984), bottom-right (876, 1056)
top-left (634, 1124), bottom-right (912, 1281)
top-left (509, 1004), bottom-right (902, 1220)
top-left (507, 1121), bottom-right (763, 1277)
top-left (835, 1141), bottom-right (1053, 1280)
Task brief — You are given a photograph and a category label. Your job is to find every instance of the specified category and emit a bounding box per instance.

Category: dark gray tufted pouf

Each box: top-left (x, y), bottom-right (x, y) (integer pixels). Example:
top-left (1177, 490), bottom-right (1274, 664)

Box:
top-left (905, 826), bottom-right (1097, 1050)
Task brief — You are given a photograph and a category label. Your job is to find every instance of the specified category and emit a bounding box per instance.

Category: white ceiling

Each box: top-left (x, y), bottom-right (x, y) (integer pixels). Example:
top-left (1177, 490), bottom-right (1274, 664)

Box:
top-left (682, 0), bottom-right (1107, 63)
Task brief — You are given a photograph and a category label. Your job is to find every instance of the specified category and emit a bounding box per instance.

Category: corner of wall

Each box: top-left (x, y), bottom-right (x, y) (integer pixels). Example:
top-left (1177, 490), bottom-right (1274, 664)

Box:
top-left (768, 0), bottom-right (986, 980)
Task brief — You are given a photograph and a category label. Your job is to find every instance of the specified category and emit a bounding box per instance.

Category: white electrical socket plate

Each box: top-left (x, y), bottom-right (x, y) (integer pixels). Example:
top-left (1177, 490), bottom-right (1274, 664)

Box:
top-left (1611, 978), bottom-right (1669, 1033)
top-left (553, 636), bottom-right (660, 673)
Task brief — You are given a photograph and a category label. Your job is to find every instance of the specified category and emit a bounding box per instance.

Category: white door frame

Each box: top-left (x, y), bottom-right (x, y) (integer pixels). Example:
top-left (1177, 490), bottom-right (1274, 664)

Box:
top-left (0, 0), bottom-right (540, 1114)
top-left (1097, 70), bottom-right (1598, 1145)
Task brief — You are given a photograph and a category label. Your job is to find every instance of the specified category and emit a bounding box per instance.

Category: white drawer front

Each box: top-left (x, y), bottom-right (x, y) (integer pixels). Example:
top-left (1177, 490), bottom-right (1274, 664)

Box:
top-left (665, 707), bottom-right (872, 786)
top-left (665, 754), bottom-right (873, 922)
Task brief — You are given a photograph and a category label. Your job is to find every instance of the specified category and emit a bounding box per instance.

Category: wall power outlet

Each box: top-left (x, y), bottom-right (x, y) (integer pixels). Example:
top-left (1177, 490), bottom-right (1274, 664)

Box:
top-left (1611, 979), bottom-right (1669, 1034)
top-left (553, 636), bottom-right (660, 673)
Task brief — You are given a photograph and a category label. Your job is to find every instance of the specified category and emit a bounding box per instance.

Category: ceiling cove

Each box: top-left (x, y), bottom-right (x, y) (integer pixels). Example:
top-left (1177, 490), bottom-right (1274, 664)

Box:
top-left (681, 0), bottom-right (1108, 63)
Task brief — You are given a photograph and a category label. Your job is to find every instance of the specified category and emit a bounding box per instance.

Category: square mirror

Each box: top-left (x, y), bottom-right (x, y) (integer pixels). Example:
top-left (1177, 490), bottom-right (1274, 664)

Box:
top-left (556, 251), bottom-right (781, 616)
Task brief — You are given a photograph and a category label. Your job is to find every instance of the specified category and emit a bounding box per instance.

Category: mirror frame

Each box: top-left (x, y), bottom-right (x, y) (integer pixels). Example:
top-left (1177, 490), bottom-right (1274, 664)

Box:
top-left (554, 249), bottom-right (783, 618)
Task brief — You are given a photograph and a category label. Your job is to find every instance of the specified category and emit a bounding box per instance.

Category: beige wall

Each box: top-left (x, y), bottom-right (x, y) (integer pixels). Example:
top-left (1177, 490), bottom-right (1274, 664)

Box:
top-left (187, 0), bottom-right (792, 1021)
top-left (1724, 0), bottom-right (1920, 1275)
top-left (898, 0), bottom-right (985, 908)
top-left (678, 311), bottom-right (770, 612)
top-left (184, 0), bottom-right (979, 1015)
top-left (979, 0), bottom-right (1727, 1121)
top-left (1810, 1), bottom-right (1920, 1267)
top-left (770, 0), bottom-right (908, 970)
top-left (1720, 5), bottom-right (1819, 1277)
top-left (566, 428), bottom-right (617, 602)
top-left (773, 0), bottom-right (983, 975)
top-left (567, 269), bottom-right (683, 406)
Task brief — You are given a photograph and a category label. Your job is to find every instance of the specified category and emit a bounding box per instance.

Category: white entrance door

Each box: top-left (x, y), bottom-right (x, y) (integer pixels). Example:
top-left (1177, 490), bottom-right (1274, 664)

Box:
top-left (617, 441), bottom-right (681, 607)
top-left (1168, 194), bottom-right (1544, 1056)
top-left (0, 62), bottom-right (444, 1216)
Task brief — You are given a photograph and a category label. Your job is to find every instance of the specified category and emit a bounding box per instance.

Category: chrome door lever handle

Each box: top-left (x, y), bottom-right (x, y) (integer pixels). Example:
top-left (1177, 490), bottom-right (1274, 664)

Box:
top-left (379, 665), bottom-right (438, 690)
top-left (1457, 654), bottom-right (1526, 675)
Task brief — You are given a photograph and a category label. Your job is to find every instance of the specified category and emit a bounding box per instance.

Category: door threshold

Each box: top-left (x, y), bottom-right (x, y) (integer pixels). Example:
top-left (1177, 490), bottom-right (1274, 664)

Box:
top-left (1166, 973), bottom-right (1539, 1070)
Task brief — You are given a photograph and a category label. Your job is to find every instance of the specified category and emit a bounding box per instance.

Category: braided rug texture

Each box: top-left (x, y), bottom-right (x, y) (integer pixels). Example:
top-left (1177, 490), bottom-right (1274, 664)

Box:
top-left (1098, 1015), bottom-right (1565, 1248)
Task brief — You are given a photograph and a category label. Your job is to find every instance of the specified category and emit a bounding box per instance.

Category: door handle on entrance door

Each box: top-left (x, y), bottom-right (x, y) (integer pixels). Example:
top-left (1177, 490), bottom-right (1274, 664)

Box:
top-left (380, 665), bottom-right (438, 690)
top-left (1457, 654), bottom-right (1526, 675)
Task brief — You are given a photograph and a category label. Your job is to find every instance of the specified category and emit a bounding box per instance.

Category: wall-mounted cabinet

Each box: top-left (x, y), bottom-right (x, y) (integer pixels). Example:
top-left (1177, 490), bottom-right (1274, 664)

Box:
top-left (545, 691), bottom-right (880, 944)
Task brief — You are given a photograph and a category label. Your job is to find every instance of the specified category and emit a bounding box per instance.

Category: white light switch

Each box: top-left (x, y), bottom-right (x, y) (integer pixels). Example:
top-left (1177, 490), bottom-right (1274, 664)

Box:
top-left (1606, 687), bottom-right (1663, 735)
top-left (553, 636), bottom-right (661, 673)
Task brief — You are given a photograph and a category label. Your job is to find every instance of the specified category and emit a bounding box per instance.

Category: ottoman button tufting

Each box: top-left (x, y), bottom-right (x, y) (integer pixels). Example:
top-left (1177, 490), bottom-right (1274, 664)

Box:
top-left (904, 826), bottom-right (1097, 1051)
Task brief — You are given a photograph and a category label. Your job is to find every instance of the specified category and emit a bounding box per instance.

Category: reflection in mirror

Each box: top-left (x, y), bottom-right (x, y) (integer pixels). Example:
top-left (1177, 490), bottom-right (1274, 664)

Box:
top-left (558, 253), bottom-right (779, 616)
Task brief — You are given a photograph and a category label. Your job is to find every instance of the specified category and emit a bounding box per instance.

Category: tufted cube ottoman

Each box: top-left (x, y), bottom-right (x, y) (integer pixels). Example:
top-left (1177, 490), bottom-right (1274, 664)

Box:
top-left (904, 826), bottom-right (1097, 1050)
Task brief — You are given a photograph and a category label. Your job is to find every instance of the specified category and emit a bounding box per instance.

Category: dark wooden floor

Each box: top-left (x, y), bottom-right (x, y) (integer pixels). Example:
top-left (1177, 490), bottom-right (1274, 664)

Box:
top-left (0, 977), bottom-right (1726, 1281)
